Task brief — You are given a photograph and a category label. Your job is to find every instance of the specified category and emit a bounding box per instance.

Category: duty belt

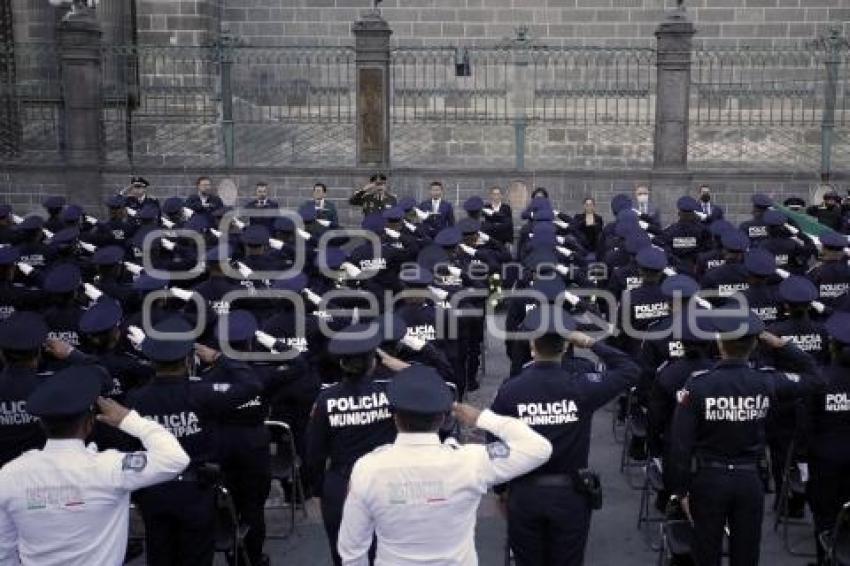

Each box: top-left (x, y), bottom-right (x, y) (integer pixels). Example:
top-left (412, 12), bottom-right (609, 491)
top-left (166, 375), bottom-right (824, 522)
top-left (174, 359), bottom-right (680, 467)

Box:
top-left (513, 473), bottom-right (574, 488)
top-left (698, 460), bottom-right (759, 472)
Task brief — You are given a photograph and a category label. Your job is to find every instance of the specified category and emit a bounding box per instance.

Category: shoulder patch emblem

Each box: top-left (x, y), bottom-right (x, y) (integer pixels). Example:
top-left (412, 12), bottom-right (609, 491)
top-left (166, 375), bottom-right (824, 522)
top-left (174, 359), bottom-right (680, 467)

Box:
top-left (676, 389), bottom-right (690, 405)
top-left (486, 441), bottom-right (510, 460)
top-left (122, 452), bottom-right (148, 472)
top-left (784, 372), bottom-right (801, 383)
top-left (585, 372), bottom-right (602, 383)
top-left (212, 383), bottom-right (231, 393)
top-left (690, 369), bottom-right (709, 378)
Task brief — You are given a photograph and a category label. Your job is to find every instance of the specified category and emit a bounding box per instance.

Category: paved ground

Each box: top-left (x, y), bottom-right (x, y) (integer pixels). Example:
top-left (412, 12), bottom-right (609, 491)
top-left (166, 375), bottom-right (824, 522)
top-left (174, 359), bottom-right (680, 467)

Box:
top-left (134, 327), bottom-right (818, 565)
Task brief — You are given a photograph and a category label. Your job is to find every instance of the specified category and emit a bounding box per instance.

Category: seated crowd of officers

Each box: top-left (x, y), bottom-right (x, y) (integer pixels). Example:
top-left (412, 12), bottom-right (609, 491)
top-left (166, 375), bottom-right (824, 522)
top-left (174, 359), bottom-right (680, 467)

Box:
top-left (0, 173), bottom-right (848, 566)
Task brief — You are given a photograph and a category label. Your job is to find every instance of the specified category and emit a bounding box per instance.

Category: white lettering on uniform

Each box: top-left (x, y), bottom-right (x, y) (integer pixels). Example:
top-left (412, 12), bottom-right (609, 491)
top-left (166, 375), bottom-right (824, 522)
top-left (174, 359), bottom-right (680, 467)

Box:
top-left (626, 276), bottom-right (643, 291)
top-left (516, 399), bottom-right (579, 425)
top-left (406, 325), bottom-right (436, 342)
top-left (146, 412), bottom-right (201, 437)
top-left (820, 283), bottom-right (849, 298)
top-left (752, 307), bottom-right (778, 322)
top-left (704, 395), bottom-right (770, 421)
top-left (826, 393), bottom-right (850, 412)
top-left (211, 301), bottom-right (230, 315)
top-left (672, 237), bottom-right (697, 249)
top-left (718, 283), bottom-right (748, 297)
top-left (782, 333), bottom-right (823, 353)
top-left (0, 400), bottom-right (34, 425)
top-left (749, 226), bottom-right (767, 238)
top-left (47, 331), bottom-right (79, 347)
top-left (326, 392), bottom-right (392, 427)
top-left (634, 302), bottom-right (670, 320)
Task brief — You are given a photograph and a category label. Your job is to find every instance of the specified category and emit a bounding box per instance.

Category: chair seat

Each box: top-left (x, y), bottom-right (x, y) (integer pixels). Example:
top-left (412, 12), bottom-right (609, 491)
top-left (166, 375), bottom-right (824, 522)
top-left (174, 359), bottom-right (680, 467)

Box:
top-left (664, 520), bottom-right (694, 556)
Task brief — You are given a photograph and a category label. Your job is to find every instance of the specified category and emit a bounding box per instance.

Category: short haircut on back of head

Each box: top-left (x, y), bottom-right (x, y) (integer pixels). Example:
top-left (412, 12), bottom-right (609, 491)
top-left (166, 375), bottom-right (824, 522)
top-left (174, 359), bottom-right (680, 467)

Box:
top-left (533, 334), bottom-right (566, 358)
top-left (40, 413), bottom-right (89, 439)
top-left (395, 410), bottom-right (444, 433)
top-left (720, 335), bottom-right (757, 359)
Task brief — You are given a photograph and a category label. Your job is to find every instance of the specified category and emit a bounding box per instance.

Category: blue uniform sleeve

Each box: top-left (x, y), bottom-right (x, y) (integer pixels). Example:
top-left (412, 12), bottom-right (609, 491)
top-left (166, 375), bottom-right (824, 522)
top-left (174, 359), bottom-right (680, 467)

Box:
top-left (668, 380), bottom-right (700, 496)
top-left (192, 357), bottom-right (263, 416)
top-left (764, 343), bottom-right (826, 399)
top-left (580, 342), bottom-right (641, 411)
top-left (305, 396), bottom-right (331, 492)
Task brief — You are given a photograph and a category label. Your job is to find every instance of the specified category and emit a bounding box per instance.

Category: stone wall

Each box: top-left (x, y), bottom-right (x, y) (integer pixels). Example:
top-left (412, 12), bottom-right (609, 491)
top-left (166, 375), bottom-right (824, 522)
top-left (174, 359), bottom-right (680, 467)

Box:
top-left (219, 0), bottom-right (850, 47)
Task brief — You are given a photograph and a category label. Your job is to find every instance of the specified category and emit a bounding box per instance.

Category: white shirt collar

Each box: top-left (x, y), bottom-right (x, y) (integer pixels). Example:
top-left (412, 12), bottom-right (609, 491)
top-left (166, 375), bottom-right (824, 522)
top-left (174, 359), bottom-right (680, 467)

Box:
top-left (44, 439), bottom-right (86, 451)
top-left (395, 432), bottom-right (441, 446)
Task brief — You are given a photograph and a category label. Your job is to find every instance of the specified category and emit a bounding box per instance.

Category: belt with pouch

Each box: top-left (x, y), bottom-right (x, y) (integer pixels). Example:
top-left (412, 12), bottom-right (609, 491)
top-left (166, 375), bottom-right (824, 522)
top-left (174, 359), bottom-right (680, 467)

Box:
top-left (513, 473), bottom-right (574, 488)
top-left (698, 460), bottom-right (759, 472)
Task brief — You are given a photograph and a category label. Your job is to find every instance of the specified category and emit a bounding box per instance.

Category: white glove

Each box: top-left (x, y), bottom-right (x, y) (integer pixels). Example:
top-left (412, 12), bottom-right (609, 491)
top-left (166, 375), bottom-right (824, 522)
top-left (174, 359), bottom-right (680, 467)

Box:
top-left (43, 228), bottom-right (55, 239)
top-left (401, 333), bottom-right (427, 352)
top-left (403, 220), bottom-right (416, 232)
top-left (555, 245), bottom-right (572, 258)
top-left (316, 219), bottom-right (331, 227)
top-left (123, 261), bottom-right (143, 275)
top-left (125, 207), bottom-right (138, 217)
top-left (695, 296), bottom-right (713, 310)
top-left (161, 218), bottom-right (176, 229)
top-left (783, 223), bottom-right (799, 236)
top-left (160, 238), bottom-right (176, 251)
top-left (459, 243), bottom-right (476, 257)
top-left (268, 238), bottom-right (284, 250)
top-left (775, 268), bottom-right (791, 279)
top-left (303, 288), bottom-right (322, 306)
top-left (428, 285), bottom-right (449, 301)
top-left (233, 217), bottom-right (246, 230)
top-left (663, 267), bottom-right (677, 277)
top-left (477, 231), bottom-right (490, 243)
top-left (555, 236), bottom-right (566, 245)
top-left (209, 228), bottom-right (222, 239)
top-left (254, 330), bottom-right (279, 352)
top-left (446, 265), bottom-right (462, 277)
top-left (638, 220), bottom-right (649, 230)
top-left (16, 262), bottom-right (33, 276)
top-left (236, 262), bottom-right (253, 279)
top-left (10, 214), bottom-right (23, 224)
top-left (79, 241), bottom-right (97, 253)
top-left (170, 287), bottom-right (194, 302)
top-left (83, 283), bottom-right (102, 301)
top-left (481, 208), bottom-right (494, 217)
top-left (127, 325), bottom-right (146, 348)
top-left (563, 291), bottom-right (580, 306)
top-left (553, 219), bottom-right (569, 230)
top-left (384, 227), bottom-right (400, 239)
top-left (341, 262), bottom-right (362, 278)
top-left (555, 264), bottom-right (570, 277)
top-left (84, 215), bottom-right (99, 225)
top-left (296, 228), bottom-right (312, 240)
top-left (694, 211), bottom-right (708, 222)
top-left (181, 207), bottom-right (194, 219)
top-left (414, 208), bottom-right (429, 221)
top-left (812, 300), bottom-right (826, 314)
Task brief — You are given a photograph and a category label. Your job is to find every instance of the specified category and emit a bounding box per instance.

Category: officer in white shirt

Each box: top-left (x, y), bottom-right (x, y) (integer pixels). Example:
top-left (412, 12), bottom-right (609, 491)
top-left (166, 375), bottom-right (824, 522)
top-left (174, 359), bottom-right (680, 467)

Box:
top-left (337, 365), bottom-right (553, 566)
top-left (0, 365), bottom-right (190, 566)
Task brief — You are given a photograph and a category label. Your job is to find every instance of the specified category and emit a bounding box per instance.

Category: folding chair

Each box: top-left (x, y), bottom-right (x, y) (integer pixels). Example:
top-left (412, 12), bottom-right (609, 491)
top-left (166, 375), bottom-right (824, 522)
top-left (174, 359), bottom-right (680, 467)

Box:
top-left (620, 388), bottom-right (648, 489)
top-left (820, 501), bottom-right (850, 566)
top-left (638, 459), bottom-right (666, 550)
top-left (772, 437), bottom-right (815, 558)
top-left (656, 497), bottom-right (695, 566)
top-left (214, 484), bottom-right (252, 566)
top-left (265, 420), bottom-right (307, 538)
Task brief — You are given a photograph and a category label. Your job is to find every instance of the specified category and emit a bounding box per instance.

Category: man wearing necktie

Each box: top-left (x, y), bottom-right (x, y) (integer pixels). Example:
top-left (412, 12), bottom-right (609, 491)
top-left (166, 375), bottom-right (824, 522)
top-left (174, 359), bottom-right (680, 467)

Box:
top-left (305, 182), bottom-right (339, 229)
top-left (420, 180), bottom-right (455, 234)
top-left (698, 184), bottom-right (724, 222)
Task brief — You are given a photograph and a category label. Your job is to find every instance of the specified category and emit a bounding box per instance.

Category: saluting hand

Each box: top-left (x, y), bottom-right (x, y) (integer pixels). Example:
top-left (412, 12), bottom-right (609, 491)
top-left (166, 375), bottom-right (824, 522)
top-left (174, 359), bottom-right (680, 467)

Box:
top-left (452, 403), bottom-right (482, 428)
top-left (376, 348), bottom-right (411, 372)
top-left (566, 331), bottom-right (595, 349)
top-left (194, 343), bottom-right (221, 365)
top-left (96, 397), bottom-right (130, 428)
top-left (44, 338), bottom-right (74, 360)
top-left (758, 331), bottom-right (789, 349)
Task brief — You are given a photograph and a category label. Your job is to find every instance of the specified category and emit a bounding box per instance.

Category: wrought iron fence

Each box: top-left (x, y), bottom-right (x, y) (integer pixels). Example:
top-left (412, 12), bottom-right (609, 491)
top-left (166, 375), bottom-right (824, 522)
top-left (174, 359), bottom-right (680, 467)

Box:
top-left (0, 42), bottom-right (62, 161)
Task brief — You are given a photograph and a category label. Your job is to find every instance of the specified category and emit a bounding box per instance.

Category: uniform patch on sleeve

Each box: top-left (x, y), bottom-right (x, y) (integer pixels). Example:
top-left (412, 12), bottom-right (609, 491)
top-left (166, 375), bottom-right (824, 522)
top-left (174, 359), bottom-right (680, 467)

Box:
top-left (676, 389), bottom-right (690, 405)
top-left (486, 442), bottom-right (510, 460)
top-left (784, 372), bottom-right (801, 383)
top-left (122, 453), bottom-right (148, 472)
top-left (212, 383), bottom-right (231, 393)
top-left (585, 372), bottom-right (602, 383)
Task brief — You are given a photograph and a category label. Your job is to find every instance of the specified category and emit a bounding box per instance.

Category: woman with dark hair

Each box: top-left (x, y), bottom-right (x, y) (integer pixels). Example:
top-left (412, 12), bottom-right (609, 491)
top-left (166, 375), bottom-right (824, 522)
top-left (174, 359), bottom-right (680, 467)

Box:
top-left (573, 197), bottom-right (603, 252)
top-left (808, 311), bottom-right (850, 565)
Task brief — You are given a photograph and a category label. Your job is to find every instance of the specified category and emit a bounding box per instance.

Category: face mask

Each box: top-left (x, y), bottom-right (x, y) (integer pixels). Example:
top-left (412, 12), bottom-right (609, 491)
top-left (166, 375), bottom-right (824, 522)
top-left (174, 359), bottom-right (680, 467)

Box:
top-left (636, 194), bottom-right (649, 204)
top-left (700, 194), bottom-right (711, 203)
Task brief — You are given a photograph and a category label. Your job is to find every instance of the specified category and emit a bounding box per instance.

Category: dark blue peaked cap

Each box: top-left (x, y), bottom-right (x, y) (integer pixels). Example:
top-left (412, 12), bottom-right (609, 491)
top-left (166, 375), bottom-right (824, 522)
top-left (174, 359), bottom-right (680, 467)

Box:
top-left (387, 365), bottom-right (454, 414)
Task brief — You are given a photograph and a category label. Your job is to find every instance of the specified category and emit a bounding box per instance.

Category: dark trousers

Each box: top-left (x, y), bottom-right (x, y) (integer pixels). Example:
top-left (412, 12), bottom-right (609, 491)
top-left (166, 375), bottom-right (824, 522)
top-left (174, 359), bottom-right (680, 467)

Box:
top-left (689, 468), bottom-right (764, 566)
top-left (321, 469), bottom-right (349, 566)
top-left (808, 458), bottom-right (850, 565)
top-left (768, 436), bottom-right (805, 514)
top-left (139, 482), bottom-right (216, 566)
top-left (222, 443), bottom-right (271, 565)
top-left (508, 484), bottom-right (592, 566)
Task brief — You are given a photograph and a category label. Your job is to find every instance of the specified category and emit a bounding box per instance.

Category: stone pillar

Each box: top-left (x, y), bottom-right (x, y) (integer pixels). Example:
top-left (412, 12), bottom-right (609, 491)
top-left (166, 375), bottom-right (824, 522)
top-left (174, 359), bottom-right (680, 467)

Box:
top-left (57, 5), bottom-right (103, 206)
top-left (820, 26), bottom-right (846, 183)
top-left (652, 7), bottom-right (695, 200)
top-left (352, 10), bottom-right (392, 169)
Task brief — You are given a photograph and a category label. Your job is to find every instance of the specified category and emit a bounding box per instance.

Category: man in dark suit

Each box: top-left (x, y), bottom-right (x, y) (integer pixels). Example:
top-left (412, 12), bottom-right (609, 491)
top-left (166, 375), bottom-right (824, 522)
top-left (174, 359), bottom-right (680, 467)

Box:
top-left (303, 182), bottom-right (339, 229)
top-left (697, 184), bottom-right (724, 223)
top-left (634, 184), bottom-right (661, 227)
top-left (420, 180), bottom-right (455, 235)
top-left (184, 176), bottom-right (224, 219)
top-left (482, 185), bottom-right (513, 245)
top-left (244, 181), bottom-right (280, 228)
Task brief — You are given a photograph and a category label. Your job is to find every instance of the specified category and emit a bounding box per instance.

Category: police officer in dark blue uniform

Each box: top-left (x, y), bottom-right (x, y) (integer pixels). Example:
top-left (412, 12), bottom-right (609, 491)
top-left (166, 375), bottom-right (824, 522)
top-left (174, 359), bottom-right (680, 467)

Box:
top-left (739, 193), bottom-right (773, 243)
top-left (757, 209), bottom-right (814, 275)
top-left (807, 232), bottom-right (850, 309)
top-left (306, 322), bottom-right (397, 566)
top-left (42, 263), bottom-right (85, 355)
top-left (0, 312), bottom-right (50, 466)
top-left (808, 311), bottom-right (850, 565)
top-left (660, 196), bottom-right (712, 276)
top-left (89, 246), bottom-right (136, 306)
top-left (695, 219), bottom-right (734, 277)
top-left (763, 276), bottom-right (830, 519)
top-left (669, 310), bottom-right (825, 566)
top-left (490, 305), bottom-right (640, 566)
top-left (0, 246), bottom-right (43, 321)
top-left (126, 315), bottom-right (263, 566)
top-left (619, 246), bottom-right (671, 358)
top-left (741, 248), bottom-right (783, 324)
top-left (700, 228), bottom-right (750, 301)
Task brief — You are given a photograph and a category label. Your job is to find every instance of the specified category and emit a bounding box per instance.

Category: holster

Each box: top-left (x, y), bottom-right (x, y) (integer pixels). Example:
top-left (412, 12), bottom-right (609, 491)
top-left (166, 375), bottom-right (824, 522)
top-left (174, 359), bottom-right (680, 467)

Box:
top-left (572, 468), bottom-right (603, 510)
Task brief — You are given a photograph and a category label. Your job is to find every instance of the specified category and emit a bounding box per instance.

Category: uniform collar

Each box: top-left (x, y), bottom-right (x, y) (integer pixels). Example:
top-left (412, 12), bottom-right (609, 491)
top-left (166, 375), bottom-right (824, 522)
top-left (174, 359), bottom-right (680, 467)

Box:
top-left (715, 358), bottom-right (749, 369)
top-left (395, 432), bottom-right (441, 446)
top-left (44, 439), bottom-right (86, 451)
top-left (531, 360), bottom-right (561, 369)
